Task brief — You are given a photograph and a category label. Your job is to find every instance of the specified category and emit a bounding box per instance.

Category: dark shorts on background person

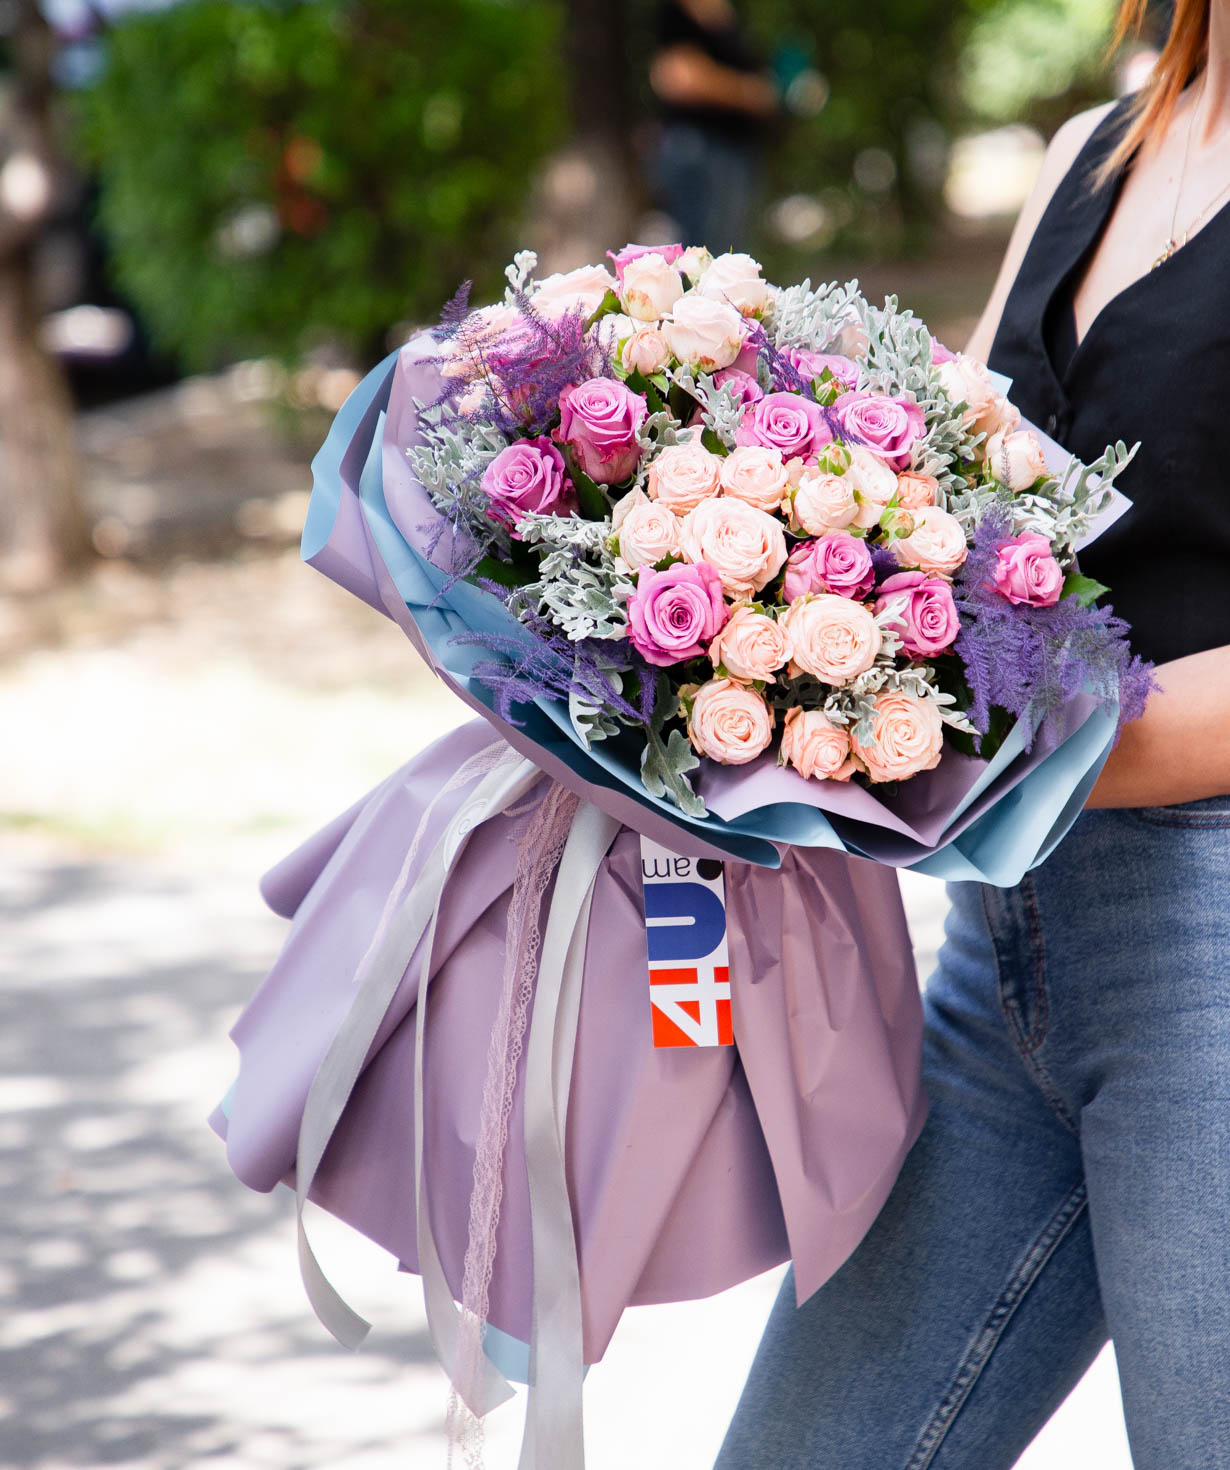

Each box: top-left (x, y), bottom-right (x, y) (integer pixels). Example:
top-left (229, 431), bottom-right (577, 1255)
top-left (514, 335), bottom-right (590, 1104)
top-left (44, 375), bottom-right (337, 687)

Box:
top-left (650, 121), bottom-right (760, 253)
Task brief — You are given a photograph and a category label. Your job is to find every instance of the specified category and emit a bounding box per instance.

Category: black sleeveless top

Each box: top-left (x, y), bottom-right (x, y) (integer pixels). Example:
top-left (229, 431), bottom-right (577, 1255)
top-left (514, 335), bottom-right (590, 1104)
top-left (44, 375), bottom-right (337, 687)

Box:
top-left (988, 99), bottom-right (1230, 667)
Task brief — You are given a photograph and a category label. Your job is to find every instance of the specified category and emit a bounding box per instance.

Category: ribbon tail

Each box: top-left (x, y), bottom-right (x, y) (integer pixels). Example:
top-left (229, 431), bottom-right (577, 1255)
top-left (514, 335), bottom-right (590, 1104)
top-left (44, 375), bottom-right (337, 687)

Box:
top-left (519, 804), bottom-right (620, 1470)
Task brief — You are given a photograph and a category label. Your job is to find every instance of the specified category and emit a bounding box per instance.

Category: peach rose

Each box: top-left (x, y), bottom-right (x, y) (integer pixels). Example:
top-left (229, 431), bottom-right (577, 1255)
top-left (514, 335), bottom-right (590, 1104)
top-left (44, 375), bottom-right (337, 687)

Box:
top-left (719, 445), bottom-right (790, 514)
top-left (846, 446), bottom-right (900, 530)
top-left (531, 264), bottom-right (617, 321)
top-left (986, 428), bottom-right (1048, 492)
top-left (895, 471), bottom-right (939, 511)
top-left (780, 594), bottom-right (882, 685)
top-left (680, 496), bottom-right (788, 597)
top-left (612, 488), bottom-right (682, 570)
top-left (687, 678), bottom-right (775, 765)
top-left (696, 251), bottom-right (771, 316)
top-left (779, 708), bottom-right (857, 781)
top-left (708, 605), bottom-right (792, 682)
top-left (892, 505), bottom-right (969, 577)
top-left (619, 251), bottom-right (685, 321)
top-left (647, 441), bottom-right (723, 514)
top-left (937, 354), bottom-right (1021, 441)
top-left (852, 690), bottom-right (945, 783)
top-left (661, 293), bottom-right (746, 372)
top-left (621, 325), bottom-right (671, 376)
top-left (677, 245), bottom-right (714, 281)
top-left (790, 467), bottom-right (857, 534)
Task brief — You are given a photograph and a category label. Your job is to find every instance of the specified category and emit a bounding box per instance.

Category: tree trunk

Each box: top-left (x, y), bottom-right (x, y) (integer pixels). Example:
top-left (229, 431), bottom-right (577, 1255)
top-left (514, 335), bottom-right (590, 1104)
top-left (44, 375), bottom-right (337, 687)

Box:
top-left (0, 0), bottom-right (91, 591)
top-left (529, 0), bottom-right (642, 274)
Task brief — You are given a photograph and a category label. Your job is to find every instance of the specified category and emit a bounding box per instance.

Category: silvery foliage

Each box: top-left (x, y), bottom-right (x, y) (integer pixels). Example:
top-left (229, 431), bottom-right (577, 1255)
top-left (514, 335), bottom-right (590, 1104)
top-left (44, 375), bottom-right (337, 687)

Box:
top-left (509, 512), bottom-right (634, 642)
top-left (854, 293), bottom-right (973, 496)
top-left (668, 368), bottom-right (745, 448)
top-left (771, 277), bottom-right (865, 358)
top-left (569, 659), bottom-right (630, 748)
top-left (1010, 441), bottom-right (1138, 557)
top-left (503, 248), bottom-right (539, 303)
top-left (409, 402), bottom-right (512, 558)
top-left (641, 721), bottom-right (705, 817)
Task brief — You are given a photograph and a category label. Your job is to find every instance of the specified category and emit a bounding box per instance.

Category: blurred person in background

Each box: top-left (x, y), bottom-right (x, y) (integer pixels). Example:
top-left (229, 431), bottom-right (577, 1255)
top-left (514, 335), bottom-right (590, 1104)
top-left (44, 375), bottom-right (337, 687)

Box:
top-left (718, 1), bottom-right (1230, 1466)
top-left (648, 0), bottom-right (778, 251)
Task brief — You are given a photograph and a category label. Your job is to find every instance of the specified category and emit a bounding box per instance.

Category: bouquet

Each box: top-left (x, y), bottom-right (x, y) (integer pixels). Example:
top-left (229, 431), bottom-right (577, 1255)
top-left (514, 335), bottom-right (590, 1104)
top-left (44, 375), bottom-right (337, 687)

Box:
top-left (213, 245), bottom-right (1153, 1469)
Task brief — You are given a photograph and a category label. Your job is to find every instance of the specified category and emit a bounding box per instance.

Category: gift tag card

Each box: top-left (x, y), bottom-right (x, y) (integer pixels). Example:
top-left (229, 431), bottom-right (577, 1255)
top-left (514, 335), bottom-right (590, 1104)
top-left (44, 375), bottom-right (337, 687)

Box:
top-left (639, 837), bottom-right (733, 1049)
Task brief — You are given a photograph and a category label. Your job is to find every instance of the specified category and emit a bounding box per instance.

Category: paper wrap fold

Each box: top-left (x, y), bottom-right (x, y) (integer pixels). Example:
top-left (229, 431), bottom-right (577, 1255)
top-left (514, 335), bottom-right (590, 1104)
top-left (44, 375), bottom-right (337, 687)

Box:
top-left (211, 719), bottom-right (926, 1369)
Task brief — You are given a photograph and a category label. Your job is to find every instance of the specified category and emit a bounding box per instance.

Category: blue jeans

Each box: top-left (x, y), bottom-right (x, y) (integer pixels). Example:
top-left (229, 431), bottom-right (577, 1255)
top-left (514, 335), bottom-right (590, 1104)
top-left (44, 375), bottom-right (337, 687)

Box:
top-left (717, 800), bottom-right (1230, 1468)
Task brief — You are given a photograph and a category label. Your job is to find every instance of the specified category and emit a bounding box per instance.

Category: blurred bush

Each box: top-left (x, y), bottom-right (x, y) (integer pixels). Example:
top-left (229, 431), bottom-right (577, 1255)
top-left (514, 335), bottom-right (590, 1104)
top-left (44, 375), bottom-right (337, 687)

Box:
top-left (76, 0), bottom-right (563, 369)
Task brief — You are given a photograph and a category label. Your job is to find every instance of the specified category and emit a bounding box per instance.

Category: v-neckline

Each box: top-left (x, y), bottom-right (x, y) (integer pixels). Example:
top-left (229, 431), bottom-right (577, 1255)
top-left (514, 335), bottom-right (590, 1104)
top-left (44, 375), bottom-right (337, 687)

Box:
top-left (1046, 118), bottom-right (1230, 390)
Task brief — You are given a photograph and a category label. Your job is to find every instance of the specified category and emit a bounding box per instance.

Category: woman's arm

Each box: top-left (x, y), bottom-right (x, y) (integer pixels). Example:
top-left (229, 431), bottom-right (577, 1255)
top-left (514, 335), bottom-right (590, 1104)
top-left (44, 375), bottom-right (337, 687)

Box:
top-left (1086, 647), bottom-right (1230, 807)
top-left (964, 104), bottom-right (1115, 361)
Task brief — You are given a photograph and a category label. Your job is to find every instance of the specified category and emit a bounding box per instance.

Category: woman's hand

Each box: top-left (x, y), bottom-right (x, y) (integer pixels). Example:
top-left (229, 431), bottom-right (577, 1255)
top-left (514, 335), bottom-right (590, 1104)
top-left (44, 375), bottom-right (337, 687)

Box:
top-left (1086, 645), bottom-right (1230, 808)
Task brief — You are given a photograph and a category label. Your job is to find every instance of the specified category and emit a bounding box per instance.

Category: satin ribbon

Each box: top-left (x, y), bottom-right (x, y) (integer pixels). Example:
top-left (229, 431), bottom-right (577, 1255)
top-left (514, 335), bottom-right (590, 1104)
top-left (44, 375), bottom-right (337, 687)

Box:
top-left (293, 742), bottom-right (622, 1468)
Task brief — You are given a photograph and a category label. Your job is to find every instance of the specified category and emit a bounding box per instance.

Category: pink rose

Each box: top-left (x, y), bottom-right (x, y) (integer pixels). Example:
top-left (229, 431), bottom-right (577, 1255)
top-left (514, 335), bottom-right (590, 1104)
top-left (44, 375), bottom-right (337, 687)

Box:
top-left (611, 488), bottom-right (681, 570)
top-left (735, 392), bottom-right (834, 462)
top-left (627, 561), bottom-right (728, 667)
top-left (695, 251), bottom-right (770, 316)
top-left (677, 245), bottom-right (713, 281)
top-left (874, 571), bottom-right (960, 657)
top-left (531, 264), bottom-right (617, 321)
top-left (619, 252), bottom-right (685, 322)
top-left (718, 445), bottom-right (790, 514)
top-left (607, 242), bottom-right (684, 280)
top-left (986, 429), bottom-right (1049, 492)
top-left (992, 532), bottom-right (1064, 607)
top-left (790, 467), bottom-right (857, 534)
top-left (708, 605), bottom-right (792, 682)
top-left (779, 708), bottom-right (857, 781)
top-left (781, 594), bottom-right (882, 685)
top-left (895, 472), bottom-right (939, 511)
top-left (647, 440), bottom-right (723, 514)
top-left (930, 340), bottom-right (956, 365)
top-left (833, 390), bottom-right (925, 472)
top-left (480, 437), bottom-right (571, 528)
top-left (846, 446), bottom-right (900, 530)
top-left (686, 678), bottom-right (775, 765)
top-left (712, 367), bottom-right (765, 411)
top-left (786, 348), bottom-right (859, 390)
top-left (680, 496), bottom-right (788, 598)
top-left (937, 354), bottom-right (1021, 441)
top-left (852, 690), bottom-right (945, 783)
top-left (783, 533), bottom-right (874, 603)
top-left (621, 325), bottom-right (671, 376)
top-left (662, 294), bottom-right (746, 371)
top-left (893, 505), bottom-right (969, 577)
top-left (554, 377), bottom-right (648, 486)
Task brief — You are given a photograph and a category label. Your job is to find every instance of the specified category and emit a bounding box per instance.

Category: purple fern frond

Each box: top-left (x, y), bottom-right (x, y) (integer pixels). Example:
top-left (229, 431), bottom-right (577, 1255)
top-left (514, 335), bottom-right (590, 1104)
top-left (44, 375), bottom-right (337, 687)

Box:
top-left (453, 598), bottom-right (655, 730)
top-left (952, 503), bottom-right (1156, 748)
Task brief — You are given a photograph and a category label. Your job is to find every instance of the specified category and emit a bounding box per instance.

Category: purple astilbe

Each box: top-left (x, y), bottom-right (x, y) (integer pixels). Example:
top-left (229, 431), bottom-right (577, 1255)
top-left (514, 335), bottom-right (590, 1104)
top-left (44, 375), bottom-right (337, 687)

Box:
top-left (744, 322), bottom-right (812, 397)
top-left (433, 280), bottom-right (473, 338)
top-left (869, 542), bottom-right (900, 585)
top-left (452, 598), bottom-right (656, 731)
top-left (952, 502), bottom-right (1154, 749)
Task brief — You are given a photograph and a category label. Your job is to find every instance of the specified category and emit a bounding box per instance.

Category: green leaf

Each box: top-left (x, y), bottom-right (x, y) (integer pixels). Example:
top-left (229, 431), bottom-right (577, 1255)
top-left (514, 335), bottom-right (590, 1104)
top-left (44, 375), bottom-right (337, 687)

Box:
top-left (1061, 572), bottom-right (1109, 608)
top-left (569, 465), bottom-right (611, 520)
top-left (585, 288), bottom-right (622, 327)
top-left (471, 554), bottom-right (533, 588)
top-left (700, 427), bottom-right (728, 456)
top-left (667, 381), bottom-right (697, 424)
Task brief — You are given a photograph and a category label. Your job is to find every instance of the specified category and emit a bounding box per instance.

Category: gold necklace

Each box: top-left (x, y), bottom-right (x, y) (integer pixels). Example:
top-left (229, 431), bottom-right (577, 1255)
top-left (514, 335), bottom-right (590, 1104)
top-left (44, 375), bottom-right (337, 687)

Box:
top-left (1152, 85), bottom-right (1230, 269)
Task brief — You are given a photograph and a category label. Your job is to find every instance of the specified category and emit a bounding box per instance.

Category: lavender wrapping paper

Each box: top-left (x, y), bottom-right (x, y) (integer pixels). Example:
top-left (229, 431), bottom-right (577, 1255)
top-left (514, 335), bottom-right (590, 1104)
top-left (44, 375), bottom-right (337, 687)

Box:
top-left (299, 340), bottom-right (1117, 881)
top-left (211, 719), bottom-right (926, 1365)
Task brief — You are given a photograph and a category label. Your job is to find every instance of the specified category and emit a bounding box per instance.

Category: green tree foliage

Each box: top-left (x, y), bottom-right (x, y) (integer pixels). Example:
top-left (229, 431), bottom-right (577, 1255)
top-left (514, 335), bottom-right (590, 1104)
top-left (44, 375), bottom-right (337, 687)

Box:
top-left (77, 0), bottom-right (563, 368)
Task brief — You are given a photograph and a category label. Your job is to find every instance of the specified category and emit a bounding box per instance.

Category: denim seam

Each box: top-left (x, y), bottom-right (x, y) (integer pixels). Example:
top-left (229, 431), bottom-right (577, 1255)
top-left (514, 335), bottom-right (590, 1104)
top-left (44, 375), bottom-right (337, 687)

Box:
top-left (984, 883), bottom-right (1078, 1137)
top-left (1134, 811), bottom-right (1230, 828)
top-left (903, 1181), bottom-right (1090, 1470)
